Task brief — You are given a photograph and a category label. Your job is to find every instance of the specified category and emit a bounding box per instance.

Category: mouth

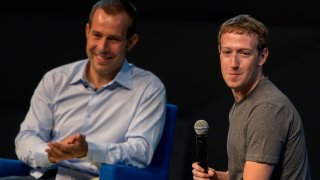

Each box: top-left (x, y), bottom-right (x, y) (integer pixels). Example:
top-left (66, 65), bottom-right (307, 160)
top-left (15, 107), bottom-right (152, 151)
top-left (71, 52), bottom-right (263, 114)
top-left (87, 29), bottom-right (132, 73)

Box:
top-left (227, 73), bottom-right (241, 80)
top-left (228, 72), bottom-right (241, 76)
top-left (95, 53), bottom-right (113, 64)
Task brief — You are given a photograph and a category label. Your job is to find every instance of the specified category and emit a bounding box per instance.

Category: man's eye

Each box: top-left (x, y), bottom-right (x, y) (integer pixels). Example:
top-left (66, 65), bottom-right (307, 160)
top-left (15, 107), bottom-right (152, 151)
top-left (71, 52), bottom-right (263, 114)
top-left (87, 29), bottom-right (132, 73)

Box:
top-left (91, 32), bottom-right (101, 38)
top-left (92, 33), bottom-right (101, 39)
top-left (110, 38), bottom-right (120, 42)
top-left (223, 51), bottom-right (231, 55)
top-left (241, 52), bottom-right (251, 56)
top-left (108, 38), bottom-right (121, 43)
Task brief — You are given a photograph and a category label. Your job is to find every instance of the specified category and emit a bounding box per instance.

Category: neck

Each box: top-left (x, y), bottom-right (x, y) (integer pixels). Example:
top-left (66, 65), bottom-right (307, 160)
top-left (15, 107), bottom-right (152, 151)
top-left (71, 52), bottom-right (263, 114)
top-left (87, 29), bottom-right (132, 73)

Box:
top-left (232, 74), bottom-right (265, 103)
top-left (86, 66), bottom-right (117, 90)
top-left (89, 75), bottom-right (113, 90)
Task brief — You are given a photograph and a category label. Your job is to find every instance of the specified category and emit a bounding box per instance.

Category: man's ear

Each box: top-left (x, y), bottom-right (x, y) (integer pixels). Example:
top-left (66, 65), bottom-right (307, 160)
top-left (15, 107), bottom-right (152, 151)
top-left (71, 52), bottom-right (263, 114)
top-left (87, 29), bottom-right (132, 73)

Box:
top-left (259, 48), bottom-right (269, 65)
top-left (85, 23), bottom-right (90, 40)
top-left (127, 34), bottom-right (139, 52)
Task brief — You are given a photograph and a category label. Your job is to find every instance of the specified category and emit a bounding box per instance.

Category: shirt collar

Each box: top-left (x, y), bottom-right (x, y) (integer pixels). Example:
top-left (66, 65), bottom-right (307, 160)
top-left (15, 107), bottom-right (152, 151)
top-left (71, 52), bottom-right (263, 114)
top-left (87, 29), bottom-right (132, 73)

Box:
top-left (113, 60), bottom-right (133, 90)
top-left (70, 59), bottom-right (133, 90)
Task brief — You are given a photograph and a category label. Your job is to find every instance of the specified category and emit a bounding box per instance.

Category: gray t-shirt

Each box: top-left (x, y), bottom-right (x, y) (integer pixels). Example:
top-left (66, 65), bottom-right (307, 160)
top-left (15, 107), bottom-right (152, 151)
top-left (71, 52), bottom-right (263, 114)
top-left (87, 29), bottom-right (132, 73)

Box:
top-left (227, 77), bottom-right (311, 179)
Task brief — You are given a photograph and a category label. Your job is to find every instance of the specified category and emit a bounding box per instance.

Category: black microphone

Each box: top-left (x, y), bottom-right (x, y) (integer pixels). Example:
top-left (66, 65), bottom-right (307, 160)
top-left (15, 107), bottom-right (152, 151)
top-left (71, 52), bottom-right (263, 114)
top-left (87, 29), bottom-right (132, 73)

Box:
top-left (194, 119), bottom-right (209, 173)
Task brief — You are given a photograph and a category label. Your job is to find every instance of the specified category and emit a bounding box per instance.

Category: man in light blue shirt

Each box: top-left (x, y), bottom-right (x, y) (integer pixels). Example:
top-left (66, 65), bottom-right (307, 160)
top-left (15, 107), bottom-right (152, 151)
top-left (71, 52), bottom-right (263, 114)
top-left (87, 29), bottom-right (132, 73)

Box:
top-left (10, 0), bottom-right (166, 179)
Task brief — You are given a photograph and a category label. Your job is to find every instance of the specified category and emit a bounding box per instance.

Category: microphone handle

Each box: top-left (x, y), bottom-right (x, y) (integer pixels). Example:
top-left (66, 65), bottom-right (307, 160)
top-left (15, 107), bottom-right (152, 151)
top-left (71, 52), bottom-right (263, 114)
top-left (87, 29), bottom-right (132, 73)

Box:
top-left (196, 134), bottom-right (208, 173)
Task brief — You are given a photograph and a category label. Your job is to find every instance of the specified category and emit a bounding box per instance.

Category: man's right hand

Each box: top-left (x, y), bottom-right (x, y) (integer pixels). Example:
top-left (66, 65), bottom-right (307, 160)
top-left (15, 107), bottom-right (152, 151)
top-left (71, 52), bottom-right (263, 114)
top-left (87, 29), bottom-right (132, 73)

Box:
top-left (192, 162), bottom-right (228, 180)
top-left (45, 133), bottom-right (88, 163)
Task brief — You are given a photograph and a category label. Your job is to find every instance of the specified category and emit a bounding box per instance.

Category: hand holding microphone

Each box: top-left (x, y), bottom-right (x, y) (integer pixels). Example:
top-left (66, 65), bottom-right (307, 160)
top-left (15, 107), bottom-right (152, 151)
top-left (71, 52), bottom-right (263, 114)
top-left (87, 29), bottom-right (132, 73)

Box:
top-left (194, 119), bottom-right (209, 173)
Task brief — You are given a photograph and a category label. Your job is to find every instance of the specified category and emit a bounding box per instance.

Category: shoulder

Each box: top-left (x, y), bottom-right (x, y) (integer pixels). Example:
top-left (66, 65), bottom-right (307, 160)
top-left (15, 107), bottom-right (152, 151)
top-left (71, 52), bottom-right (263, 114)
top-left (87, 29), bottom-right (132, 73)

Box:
top-left (246, 78), bottom-right (301, 131)
top-left (44, 59), bottom-right (86, 78)
top-left (129, 63), bottom-right (165, 90)
top-left (250, 78), bottom-right (293, 110)
top-left (37, 59), bottom-right (87, 90)
top-left (40, 59), bottom-right (86, 84)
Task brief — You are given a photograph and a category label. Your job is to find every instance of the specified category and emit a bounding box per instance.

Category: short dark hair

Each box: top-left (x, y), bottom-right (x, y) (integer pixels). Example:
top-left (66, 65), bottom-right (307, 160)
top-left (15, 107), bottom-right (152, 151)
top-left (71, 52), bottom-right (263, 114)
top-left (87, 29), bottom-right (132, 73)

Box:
top-left (218, 14), bottom-right (268, 52)
top-left (88, 0), bottom-right (138, 38)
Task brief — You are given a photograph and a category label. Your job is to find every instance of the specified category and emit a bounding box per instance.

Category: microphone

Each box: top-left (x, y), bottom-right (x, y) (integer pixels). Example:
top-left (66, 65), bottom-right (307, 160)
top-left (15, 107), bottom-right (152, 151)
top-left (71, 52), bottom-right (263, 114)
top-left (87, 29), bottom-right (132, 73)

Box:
top-left (194, 119), bottom-right (209, 173)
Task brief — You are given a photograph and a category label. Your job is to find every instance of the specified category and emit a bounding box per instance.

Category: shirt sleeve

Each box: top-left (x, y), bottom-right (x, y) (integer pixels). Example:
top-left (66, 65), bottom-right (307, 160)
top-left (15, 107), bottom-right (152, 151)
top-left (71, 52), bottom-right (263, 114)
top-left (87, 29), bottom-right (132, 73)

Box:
top-left (245, 103), bottom-right (288, 164)
top-left (15, 74), bottom-right (55, 168)
top-left (84, 78), bottom-right (166, 168)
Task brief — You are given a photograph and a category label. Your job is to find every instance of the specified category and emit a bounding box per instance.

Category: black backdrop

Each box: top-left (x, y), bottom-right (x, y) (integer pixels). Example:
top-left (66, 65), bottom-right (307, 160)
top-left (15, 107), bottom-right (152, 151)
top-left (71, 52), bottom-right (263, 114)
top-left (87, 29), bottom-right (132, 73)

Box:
top-left (1, 0), bottom-right (319, 179)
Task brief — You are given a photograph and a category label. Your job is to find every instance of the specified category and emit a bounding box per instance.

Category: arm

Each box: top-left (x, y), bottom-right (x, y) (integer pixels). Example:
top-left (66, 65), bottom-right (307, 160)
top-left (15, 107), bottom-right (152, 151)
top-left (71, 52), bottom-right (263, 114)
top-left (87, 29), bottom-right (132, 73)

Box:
top-left (192, 162), bottom-right (228, 180)
top-left (243, 161), bottom-right (274, 180)
top-left (83, 77), bottom-right (167, 168)
top-left (15, 75), bottom-right (55, 168)
top-left (243, 103), bottom-right (285, 179)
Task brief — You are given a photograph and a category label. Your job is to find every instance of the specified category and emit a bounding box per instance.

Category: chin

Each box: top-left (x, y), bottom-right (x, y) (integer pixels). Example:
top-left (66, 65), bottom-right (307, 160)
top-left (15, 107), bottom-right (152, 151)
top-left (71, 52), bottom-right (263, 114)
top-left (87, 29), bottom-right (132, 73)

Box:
top-left (226, 82), bottom-right (240, 90)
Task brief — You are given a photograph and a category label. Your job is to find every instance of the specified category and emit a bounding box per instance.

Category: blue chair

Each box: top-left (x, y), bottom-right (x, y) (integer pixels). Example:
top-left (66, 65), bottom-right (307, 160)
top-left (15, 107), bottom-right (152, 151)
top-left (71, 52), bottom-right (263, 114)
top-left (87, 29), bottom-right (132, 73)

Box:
top-left (0, 158), bottom-right (32, 177)
top-left (100, 103), bottom-right (178, 180)
top-left (0, 104), bottom-right (178, 180)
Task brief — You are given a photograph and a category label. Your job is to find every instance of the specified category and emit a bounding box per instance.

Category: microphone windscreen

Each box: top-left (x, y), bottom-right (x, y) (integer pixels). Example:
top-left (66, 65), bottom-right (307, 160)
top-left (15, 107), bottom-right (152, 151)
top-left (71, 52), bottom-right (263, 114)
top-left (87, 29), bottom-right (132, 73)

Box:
top-left (194, 120), bottom-right (209, 135)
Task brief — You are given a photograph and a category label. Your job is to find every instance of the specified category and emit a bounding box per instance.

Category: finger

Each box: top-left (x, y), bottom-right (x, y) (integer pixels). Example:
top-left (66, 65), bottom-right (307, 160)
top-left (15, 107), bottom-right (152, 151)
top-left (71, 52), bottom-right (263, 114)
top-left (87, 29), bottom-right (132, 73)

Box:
top-left (46, 150), bottom-right (59, 163)
top-left (49, 141), bottom-right (74, 153)
top-left (193, 175), bottom-right (210, 180)
top-left (48, 142), bottom-right (64, 149)
top-left (61, 135), bottom-right (76, 145)
top-left (47, 154), bottom-right (57, 163)
top-left (192, 168), bottom-right (210, 178)
top-left (67, 135), bottom-right (77, 144)
top-left (46, 146), bottom-right (63, 159)
top-left (45, 148), bottom-right (60, 163)
top-left (47, 143), bottom-right (71, 159)
top-left (192, 162), bottom-right (204, 172)
top-left (207, 168), bottom-right (215, 176)
top-left (75, 133), bottom-right (83, 140)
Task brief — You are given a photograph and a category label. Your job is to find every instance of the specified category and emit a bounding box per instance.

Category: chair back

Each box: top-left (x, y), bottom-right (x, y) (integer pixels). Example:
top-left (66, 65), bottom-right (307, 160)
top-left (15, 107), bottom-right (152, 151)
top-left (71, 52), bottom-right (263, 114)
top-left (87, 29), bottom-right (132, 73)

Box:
top-left (0, 158), bottom-right (32, 177)
top-left (149, 104), bottom-right (178, 176)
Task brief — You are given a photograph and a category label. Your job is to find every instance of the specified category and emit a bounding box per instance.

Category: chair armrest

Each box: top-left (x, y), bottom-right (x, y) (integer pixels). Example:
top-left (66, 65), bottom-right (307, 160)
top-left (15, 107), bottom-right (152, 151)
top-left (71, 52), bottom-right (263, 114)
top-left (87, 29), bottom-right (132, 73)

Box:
top-left (0, 158), bottom-right (32, 177)
top-left (99, 163), bottom-right (166, 180)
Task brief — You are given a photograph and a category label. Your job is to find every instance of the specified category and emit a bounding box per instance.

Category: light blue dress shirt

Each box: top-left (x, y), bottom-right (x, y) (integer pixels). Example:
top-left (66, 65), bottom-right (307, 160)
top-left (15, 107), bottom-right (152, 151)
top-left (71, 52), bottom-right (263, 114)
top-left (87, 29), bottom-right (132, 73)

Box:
top-left (15, 59), bottom-right (166, 178)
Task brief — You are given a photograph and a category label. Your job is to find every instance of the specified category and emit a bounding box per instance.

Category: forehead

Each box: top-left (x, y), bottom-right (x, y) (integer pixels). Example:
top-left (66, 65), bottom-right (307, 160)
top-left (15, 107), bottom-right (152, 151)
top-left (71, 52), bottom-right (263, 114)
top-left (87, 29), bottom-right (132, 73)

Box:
top-left (91, 8), bottom-right (130, 27)
top-left (92, 8), bottom-right (130, 24)
top-left (220, 32), bottom-right (258, 50)
top-left (90, 8), bottom-right (131, 36)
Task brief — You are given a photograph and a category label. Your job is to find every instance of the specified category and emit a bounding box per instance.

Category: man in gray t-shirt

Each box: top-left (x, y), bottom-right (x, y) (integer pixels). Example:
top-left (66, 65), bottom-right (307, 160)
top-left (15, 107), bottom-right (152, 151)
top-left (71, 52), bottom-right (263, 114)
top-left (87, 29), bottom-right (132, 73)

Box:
top-left (227, 77), bottom-right (310, 179)
top-left (192, 14), bottom-right (311, 179)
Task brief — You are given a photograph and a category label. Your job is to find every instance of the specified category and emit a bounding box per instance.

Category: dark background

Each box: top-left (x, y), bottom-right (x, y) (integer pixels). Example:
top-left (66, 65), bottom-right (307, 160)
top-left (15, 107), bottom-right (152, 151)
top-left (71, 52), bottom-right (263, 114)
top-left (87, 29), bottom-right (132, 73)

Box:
top-left (1, 0), bottom-right (319, 179)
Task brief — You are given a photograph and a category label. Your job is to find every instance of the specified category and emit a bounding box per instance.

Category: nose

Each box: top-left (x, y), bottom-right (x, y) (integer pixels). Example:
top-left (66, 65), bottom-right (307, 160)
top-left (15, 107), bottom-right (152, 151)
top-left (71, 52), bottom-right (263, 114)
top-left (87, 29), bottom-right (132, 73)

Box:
top-left (97, 38), bottom-right (109, 52)
top-left (230, 54), bottom-right (240, 69)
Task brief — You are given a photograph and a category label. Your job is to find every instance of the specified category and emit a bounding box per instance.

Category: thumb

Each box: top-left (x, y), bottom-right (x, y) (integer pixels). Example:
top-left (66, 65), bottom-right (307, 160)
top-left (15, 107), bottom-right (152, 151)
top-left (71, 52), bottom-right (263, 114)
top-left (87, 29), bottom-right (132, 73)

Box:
top-left (207, 168), bottom-right (216, 177)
